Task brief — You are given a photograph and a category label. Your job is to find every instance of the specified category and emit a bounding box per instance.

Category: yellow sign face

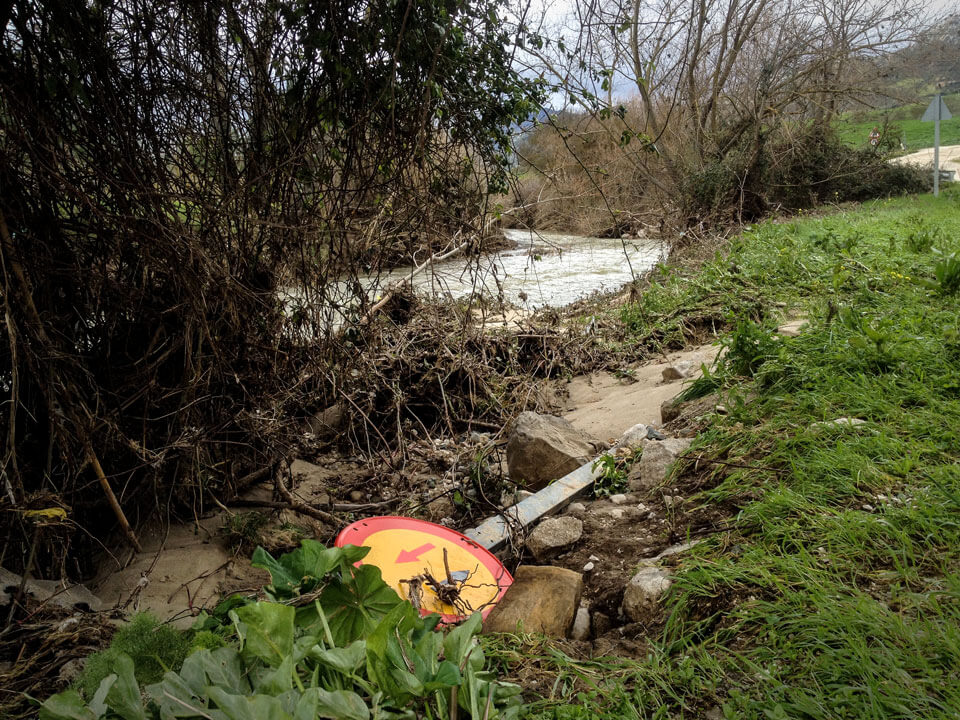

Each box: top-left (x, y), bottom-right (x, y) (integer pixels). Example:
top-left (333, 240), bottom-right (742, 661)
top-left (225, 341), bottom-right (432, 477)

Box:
top-left (338, 517), bottom-right (512, 621)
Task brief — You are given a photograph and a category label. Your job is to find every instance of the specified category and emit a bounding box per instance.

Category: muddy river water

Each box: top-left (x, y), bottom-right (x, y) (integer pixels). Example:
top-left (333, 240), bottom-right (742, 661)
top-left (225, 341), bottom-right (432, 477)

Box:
top-left (368, 229), bottom-right (666, 309)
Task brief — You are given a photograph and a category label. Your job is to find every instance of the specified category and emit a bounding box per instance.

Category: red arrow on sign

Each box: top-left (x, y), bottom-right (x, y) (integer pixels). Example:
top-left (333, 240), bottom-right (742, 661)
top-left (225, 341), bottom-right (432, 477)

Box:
top-left (396, 543), bottom-right (435, 563)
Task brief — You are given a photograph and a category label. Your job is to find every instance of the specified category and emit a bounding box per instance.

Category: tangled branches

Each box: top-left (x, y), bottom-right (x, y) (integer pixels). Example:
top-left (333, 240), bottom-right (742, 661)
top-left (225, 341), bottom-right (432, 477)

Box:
top-left (0, 0), bottom-right (542, 581)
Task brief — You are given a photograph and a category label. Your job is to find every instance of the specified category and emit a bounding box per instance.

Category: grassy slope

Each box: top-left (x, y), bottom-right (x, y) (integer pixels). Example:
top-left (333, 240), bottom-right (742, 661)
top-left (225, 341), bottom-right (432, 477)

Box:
top-left (836, 94), bottom-right (960, 151)
top-left (489, 190), bottom-right (960, 719)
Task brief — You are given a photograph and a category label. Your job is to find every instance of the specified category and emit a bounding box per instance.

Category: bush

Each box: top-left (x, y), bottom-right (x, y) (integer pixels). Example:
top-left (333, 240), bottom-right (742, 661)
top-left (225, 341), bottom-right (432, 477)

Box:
top-left (77, 614), bottom-right (191, 699)
top-left (767, 127), bottom-right (928, 208)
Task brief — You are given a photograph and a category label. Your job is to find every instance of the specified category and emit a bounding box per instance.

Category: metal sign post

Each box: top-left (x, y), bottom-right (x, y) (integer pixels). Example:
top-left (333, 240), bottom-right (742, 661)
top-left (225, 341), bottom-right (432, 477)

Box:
top-left (922, 94), bottom-right (953, 197)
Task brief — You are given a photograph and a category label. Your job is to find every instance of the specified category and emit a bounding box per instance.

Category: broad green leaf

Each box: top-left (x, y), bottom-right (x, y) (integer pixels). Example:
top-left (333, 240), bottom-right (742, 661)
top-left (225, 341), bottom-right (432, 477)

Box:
top-left (251, 654), bottom-right (295, 695)
top-left (234, 603), bottom-right (295, 666)
top-left (179, 648), bottom-right (249, 695)
top-left (206, 687), bottom-right (293, 720)
top-left (146, 671), bottom-right (211, 718)
top-left (104, 654), bottom-right (146, 720)
top-left (38, 691), bottom-right (100, 720)
top-left (366, 604), bottom-right (425, 702)
top-left (442, 613), bottom-right (482, 667)
top-left (423, 660), bottom-right (461, 691)
top-left (321, 564), bottom-right (400, 646)
top-left (309, 639), bottom-right (366, 675)
top-left (294, 687), bottom-right (370, 720)
top-left (253, 541), bottom-right (370, 599)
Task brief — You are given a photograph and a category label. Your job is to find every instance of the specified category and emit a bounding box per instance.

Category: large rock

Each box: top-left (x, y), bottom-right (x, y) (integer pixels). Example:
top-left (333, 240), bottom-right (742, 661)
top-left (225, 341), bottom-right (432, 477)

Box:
top-left (506, 412), bottom-right (600, 490)
top-left (304, 402), bottom-right (347, 437)
top-left (628, 438), bottom-right (692, 491)
top-left (0, 568), bottom-right (103, 612)
top-left (482, 566), bottom-right (583, 637)
top-left (526, 516), bottom-right (583, 560)
top-left (622, 566), bottom-right (672, 622)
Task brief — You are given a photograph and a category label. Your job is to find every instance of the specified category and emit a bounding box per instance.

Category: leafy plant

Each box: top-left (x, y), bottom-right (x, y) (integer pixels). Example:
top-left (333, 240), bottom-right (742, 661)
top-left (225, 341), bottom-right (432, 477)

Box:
top-left (718, 318), bottom-right (781, 378)
top-left (931, 248), bottom-right (960, 295)
top-left (591, 453), bottom-right (632, 497)
top-left (43, 541), bottom-right (522, 720)
top-left (903, 214), bottom-right (939, 252)
top-left (222, 511), bottom-right (270, 552)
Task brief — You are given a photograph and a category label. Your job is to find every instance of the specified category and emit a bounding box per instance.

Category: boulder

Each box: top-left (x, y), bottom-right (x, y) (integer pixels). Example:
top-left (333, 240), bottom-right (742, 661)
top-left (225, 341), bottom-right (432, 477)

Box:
top-left (628, 438), bottom-right (692, 491)
top-left (304, 402), bottom-right (347, 437)
top-left (482, 566), bottom-right (583, 637)
top-left (622, 567), bottom-right (672, 622)
top-left (526, 516), bottom-right (583, 560)
top-left (506, 412), bottom-right (600, 490)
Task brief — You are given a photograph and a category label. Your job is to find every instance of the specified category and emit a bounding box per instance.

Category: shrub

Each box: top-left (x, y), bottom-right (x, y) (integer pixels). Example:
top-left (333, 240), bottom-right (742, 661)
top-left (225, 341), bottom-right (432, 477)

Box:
top-left (77, 613), bottom-right (190, 699)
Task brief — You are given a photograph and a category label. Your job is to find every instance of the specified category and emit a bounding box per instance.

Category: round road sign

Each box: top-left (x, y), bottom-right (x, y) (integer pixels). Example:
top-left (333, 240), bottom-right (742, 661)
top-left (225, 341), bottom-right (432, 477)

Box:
top-left (336, 516), bottom-right (512, 623)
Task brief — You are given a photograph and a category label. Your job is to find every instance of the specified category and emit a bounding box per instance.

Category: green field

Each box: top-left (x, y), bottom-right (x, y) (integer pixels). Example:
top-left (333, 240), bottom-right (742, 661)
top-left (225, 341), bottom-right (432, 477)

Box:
top-left (836, 94), bottom-right (960, 151)
top-left (491, 190), bottom-right (960, 719)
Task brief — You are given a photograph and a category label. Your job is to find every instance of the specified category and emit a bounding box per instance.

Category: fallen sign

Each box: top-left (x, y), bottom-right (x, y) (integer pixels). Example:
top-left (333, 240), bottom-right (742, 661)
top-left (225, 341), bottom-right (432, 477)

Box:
top-left (336, 516), bottom-right (512, 623)
top-left (465, 460), bottom-right (603, 551)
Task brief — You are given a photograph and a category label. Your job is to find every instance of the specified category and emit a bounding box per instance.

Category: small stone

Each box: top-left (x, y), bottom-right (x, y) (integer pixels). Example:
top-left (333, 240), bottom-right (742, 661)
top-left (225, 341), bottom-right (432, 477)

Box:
top-left (663, 495), bottom-right (683, 509)
top-left (582, 561), bottom-right (595, 572)
top-left (608, 508), bottom-right (625, 520)
top-left (483, 566), bottom-right (583, 637)
top-left (609, 493), bottom-right (628, 505)
top-left (628, 438), bottom-right (692, 491)
top-left (661, 398), bottom-right (682, 423)
top-left (425, 495), bottom-right (456, 522)
top-left (588, 555), bottom-right (600, 562)
top-left (622, 567), bottom-right (673, 622)
top-left (715, 404), bottom-right (728, 414)
top-left (636, 502), bottom-right (648, 512)
top-left (777, 319), bottom-right (808, 337)
top-left (811, 417), bottom-right (868, 430)
top-left (617, 423), bottom-right (649, 450)
top-left (862, 504), bottom-right (874, 512)
top-left (571, 607), bottom-right (591, 640)
top-left (566, 502), bottom-right (586, 516)
top-left (469, 431), bottom-right (492, 444)
top-left (58, 658), bottom-right (86, 686)
top-left (662, 360), bottom-right (696, 382)
top-left (526, 517), bottom-right (584, 561)
top-left (314, 492), bottom-right (331, 506)
top-left (656, 540), bottom-right (701, 559)
top-left (348, 490), bottom-right (364, 502)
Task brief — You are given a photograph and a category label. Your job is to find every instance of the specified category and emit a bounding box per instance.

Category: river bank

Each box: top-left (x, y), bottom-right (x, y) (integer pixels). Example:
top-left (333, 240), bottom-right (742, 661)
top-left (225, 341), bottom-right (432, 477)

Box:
top-left (10, 190), bottom-right (960, 719)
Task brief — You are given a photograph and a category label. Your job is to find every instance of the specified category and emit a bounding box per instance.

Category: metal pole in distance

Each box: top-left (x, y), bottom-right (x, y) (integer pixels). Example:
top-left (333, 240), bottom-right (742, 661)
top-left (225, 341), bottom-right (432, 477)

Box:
top-left (934, 94), bottom-right (941, 198)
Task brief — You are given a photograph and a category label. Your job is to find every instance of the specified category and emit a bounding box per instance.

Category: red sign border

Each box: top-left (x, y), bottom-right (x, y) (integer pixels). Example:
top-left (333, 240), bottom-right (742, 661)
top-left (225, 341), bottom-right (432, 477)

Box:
top-left (335, 516), bottom-right (513, 623)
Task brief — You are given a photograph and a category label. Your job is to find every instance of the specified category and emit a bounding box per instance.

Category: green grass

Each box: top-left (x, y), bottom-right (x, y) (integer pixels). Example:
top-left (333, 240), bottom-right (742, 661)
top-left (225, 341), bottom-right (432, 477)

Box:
top-left (486, 189), bottom-right (960, 718)
top-left (835, 94), bottom-right (960, 151)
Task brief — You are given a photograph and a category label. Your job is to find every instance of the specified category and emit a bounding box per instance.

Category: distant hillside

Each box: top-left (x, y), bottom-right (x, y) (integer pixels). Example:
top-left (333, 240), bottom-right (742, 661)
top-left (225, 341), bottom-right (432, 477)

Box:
top-left (836, 93), bottom-right (960, 152)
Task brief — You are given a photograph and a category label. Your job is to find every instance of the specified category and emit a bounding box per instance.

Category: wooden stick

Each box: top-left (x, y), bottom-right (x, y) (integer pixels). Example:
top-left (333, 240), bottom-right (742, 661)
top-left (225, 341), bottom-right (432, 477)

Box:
top-left (87, 445), bottom-right (143, 553)
top-left (274, 469), bottom-right (340, 526)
